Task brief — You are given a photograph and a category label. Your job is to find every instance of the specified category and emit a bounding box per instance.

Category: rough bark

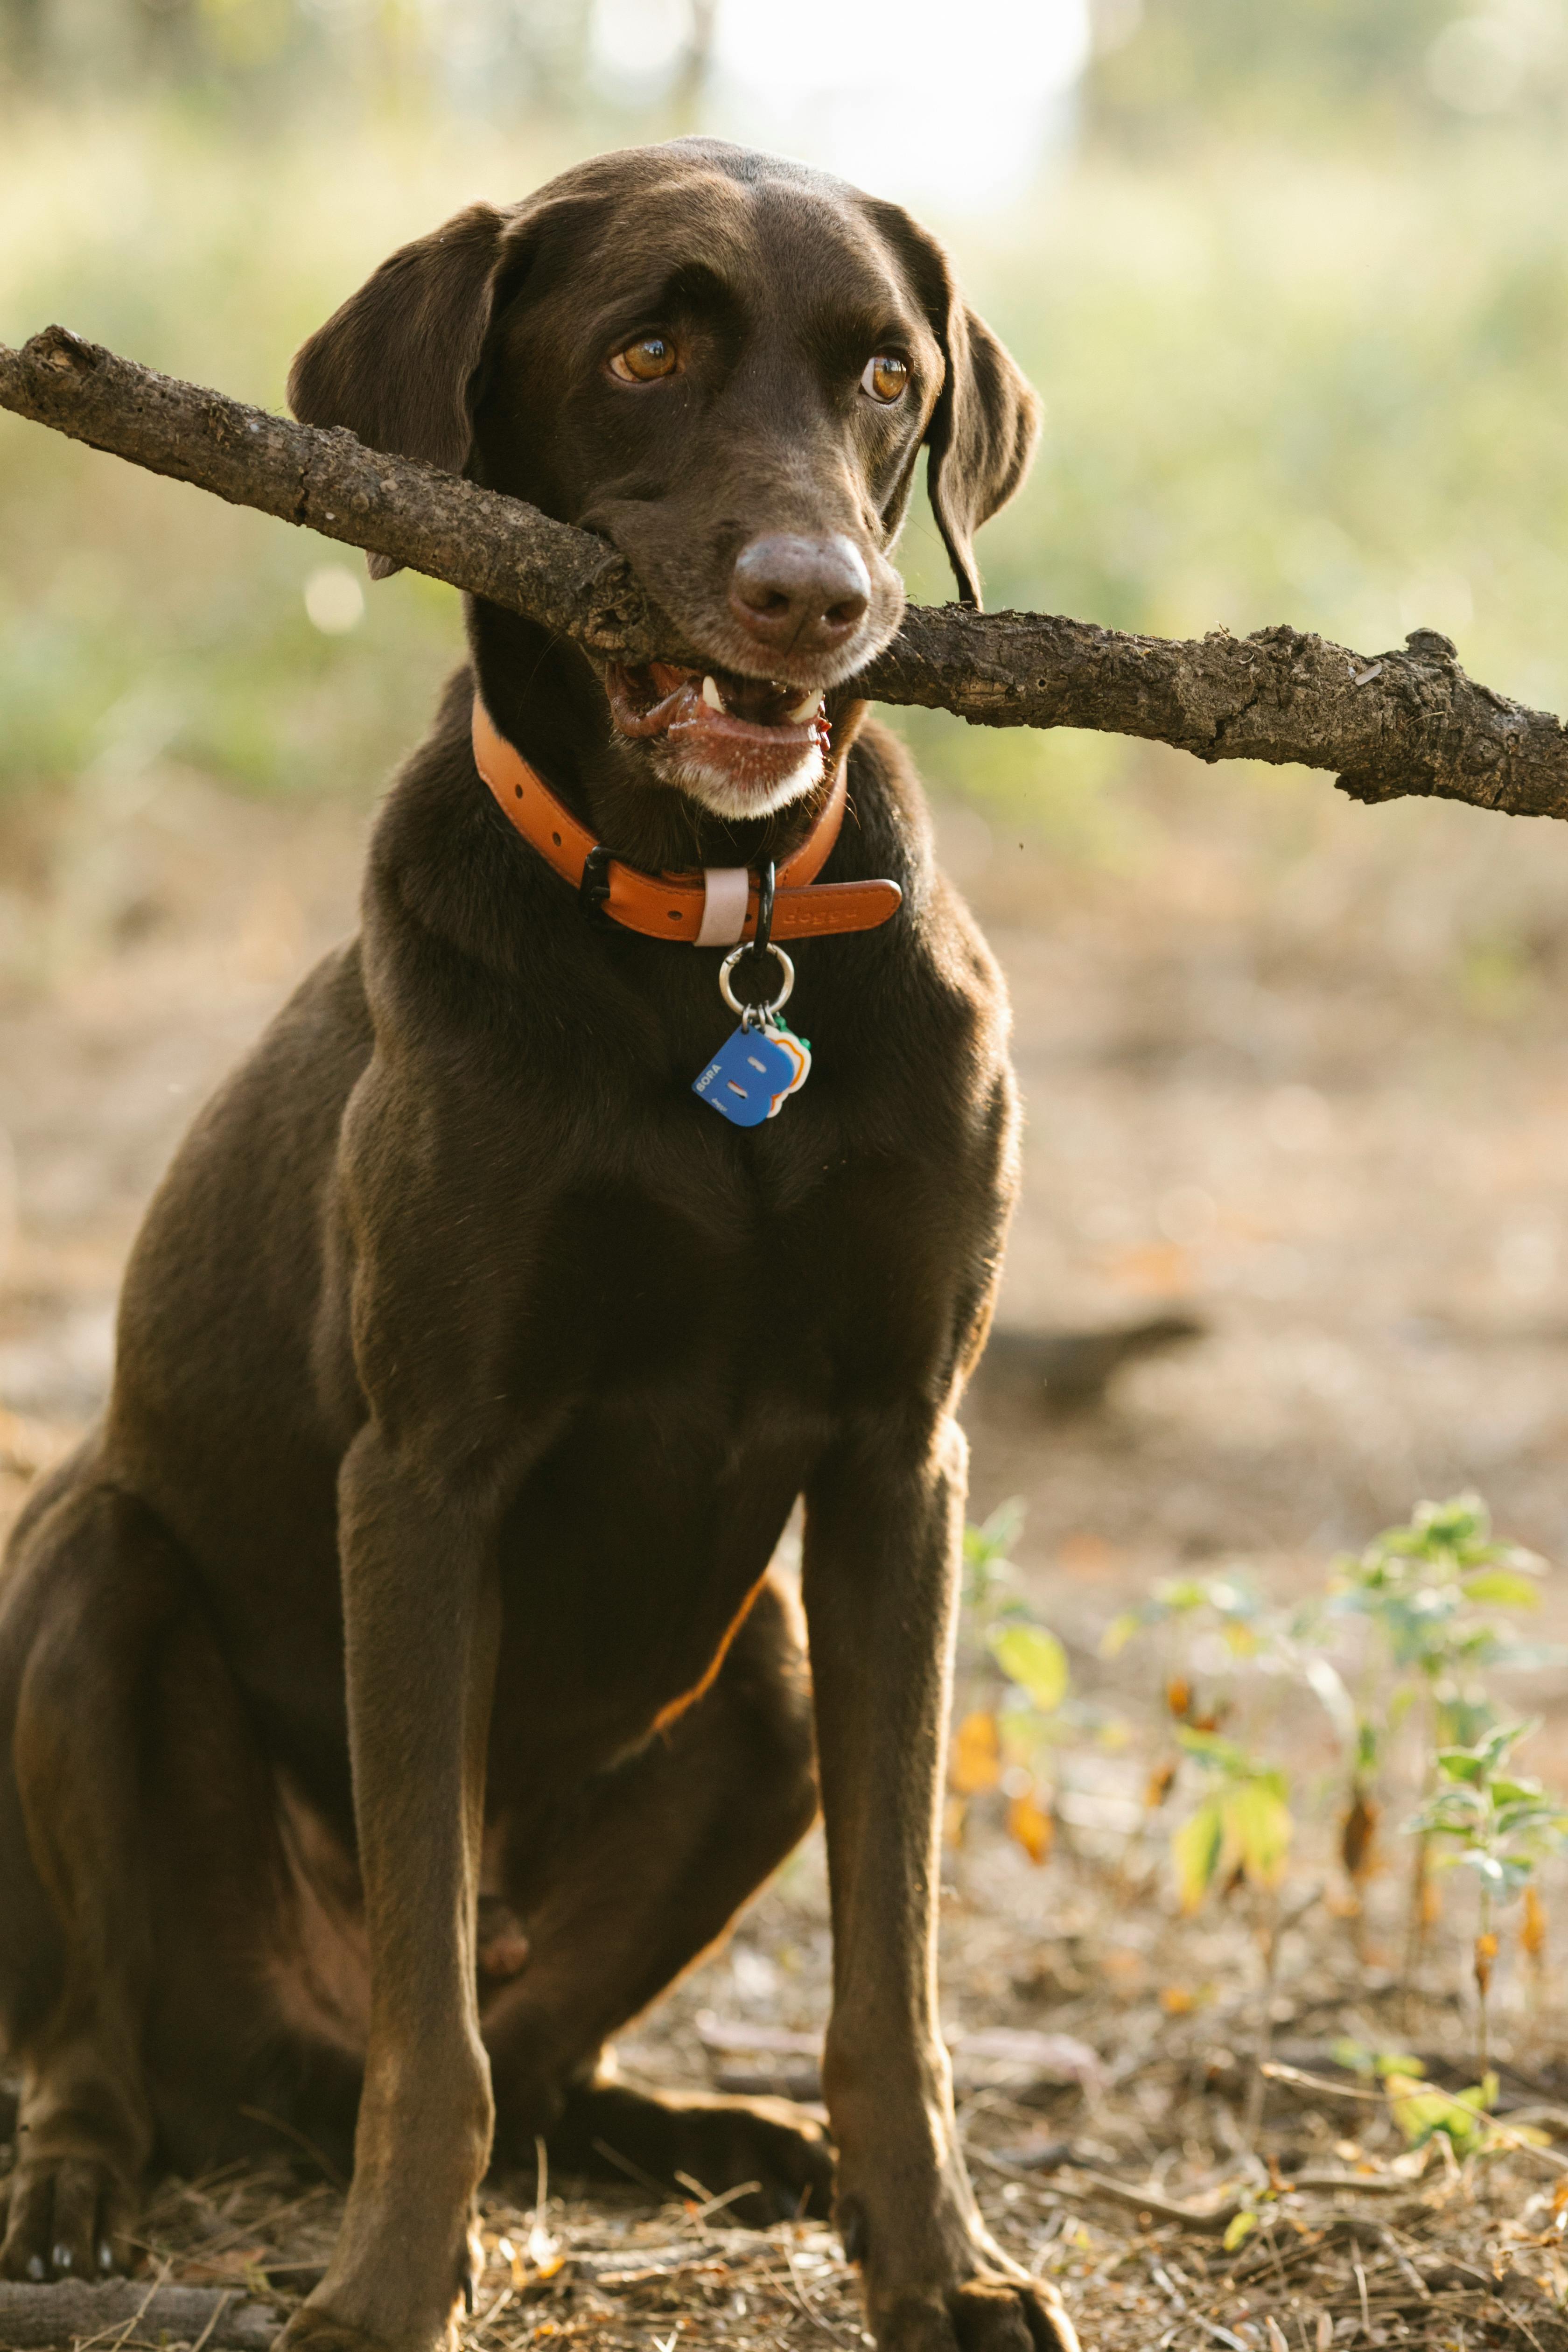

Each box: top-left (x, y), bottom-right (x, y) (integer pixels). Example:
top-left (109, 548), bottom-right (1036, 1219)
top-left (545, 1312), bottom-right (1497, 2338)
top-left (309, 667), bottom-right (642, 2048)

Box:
top-left (0, 2281), bottom-right (280, 2347)
top-left (0, 327), bottom-right (656, 658)
top-left (4, 322), bottom-right (1567, 822)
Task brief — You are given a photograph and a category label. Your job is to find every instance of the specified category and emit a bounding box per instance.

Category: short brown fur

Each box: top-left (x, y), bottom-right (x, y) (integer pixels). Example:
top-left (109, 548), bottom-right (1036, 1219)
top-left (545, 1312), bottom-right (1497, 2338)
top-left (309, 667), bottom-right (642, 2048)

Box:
top-left (0, 139), bottom-right (1079, 2352)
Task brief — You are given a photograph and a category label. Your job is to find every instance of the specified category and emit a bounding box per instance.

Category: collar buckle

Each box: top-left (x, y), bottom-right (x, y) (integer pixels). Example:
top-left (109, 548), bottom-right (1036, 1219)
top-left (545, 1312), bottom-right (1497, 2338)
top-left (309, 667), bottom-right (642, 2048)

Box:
top-left (578, 844), bottom-right (613, 926)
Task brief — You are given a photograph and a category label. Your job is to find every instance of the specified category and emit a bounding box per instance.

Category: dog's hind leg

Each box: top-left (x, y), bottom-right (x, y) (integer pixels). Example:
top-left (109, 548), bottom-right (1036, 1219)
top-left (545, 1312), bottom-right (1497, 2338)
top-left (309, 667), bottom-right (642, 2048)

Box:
top-left (0, 1467), bottom-right (349, 2273)
top-left (0, 1471), bottom-right (188, 2280)
top-left (483, 1573), bottom-right (830, 2222)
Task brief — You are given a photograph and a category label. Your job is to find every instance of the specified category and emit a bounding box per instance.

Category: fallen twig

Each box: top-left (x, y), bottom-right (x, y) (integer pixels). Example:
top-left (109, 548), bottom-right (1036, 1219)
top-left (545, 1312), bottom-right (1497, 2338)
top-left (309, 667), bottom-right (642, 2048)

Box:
top-left (1146, 2258), bottom-right (1251, 2351)
top-left (1053, 2169), bottom-right (1245, 2234)
top-left (0, 2282), bottom-right (279, 2349)
top-left (6, 325), bottom-right (1568, 819)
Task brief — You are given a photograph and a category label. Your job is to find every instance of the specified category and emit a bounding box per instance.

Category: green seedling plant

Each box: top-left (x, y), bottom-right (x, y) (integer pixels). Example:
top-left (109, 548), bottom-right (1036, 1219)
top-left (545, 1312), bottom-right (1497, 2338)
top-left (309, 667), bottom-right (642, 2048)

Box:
top-left (1327, 1494), bottom-right (1557, 1983)
top-left (1331, 2041), bottom-right (1512, 2163)
top-left (1169, 1729), bottom-right (1294, 1913)
top-left (1103, 1570), bottom-right (1323, 1897)
top-left (1104, 1565), bottom-right (1357, 1753)
top-left (1166, 1727), bottom-right (1298, 2150)
top-left (1406, 1718), bottom-right (1568, 2080)
top-left (1093, 1510), bottom-right (1550, 2138)
top-left (951, 1503), bottom-right (1092, 1866)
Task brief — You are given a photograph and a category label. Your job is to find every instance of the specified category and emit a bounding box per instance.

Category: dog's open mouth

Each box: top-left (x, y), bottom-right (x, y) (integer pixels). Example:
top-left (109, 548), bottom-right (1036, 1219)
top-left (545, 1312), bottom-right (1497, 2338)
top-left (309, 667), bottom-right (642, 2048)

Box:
top-left (605, 660), bottom-right (832, 812)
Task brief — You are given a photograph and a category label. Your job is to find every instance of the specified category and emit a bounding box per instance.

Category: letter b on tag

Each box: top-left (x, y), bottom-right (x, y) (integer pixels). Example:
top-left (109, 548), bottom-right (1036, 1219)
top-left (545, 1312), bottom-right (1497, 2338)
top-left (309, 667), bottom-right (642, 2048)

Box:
top-left (692, 1027), bottom-right (798, 1127)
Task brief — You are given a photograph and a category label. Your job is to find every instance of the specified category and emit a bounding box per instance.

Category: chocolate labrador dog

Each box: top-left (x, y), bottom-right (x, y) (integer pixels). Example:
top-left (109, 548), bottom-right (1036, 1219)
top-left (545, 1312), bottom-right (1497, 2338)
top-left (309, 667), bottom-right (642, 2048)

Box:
top-left (0, 138), bottom-right (1078, 2352)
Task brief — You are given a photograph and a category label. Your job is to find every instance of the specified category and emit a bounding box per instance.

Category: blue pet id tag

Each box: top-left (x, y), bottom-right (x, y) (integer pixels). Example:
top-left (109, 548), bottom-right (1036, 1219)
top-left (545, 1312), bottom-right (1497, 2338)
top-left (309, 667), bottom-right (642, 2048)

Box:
top-left (692, 934), bottom-right (811, 1127)
top-left (693, 1025), bottom-right (799, 1127)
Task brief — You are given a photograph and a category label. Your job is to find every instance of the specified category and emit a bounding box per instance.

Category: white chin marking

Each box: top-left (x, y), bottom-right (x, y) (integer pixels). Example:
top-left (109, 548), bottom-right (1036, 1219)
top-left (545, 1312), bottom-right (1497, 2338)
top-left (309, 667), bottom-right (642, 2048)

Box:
top-left (671, 743), bottom-right (825, 821)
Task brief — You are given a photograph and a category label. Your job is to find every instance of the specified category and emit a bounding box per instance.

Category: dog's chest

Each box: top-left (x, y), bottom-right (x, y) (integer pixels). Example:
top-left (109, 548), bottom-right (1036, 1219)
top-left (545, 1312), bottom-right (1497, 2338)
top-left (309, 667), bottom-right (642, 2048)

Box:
top-left (511, 1099), bottom-right (973, 1410)
top-left (480, 1119), bottom-right (985, 1741)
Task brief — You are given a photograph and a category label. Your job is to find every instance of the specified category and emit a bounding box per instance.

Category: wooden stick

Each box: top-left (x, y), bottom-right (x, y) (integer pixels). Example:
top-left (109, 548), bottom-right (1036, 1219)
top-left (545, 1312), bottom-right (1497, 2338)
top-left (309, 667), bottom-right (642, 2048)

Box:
top-left (0, 2282), bottom-right (280, 2348)
top-left (5, 322), bottom-right (1568, 822)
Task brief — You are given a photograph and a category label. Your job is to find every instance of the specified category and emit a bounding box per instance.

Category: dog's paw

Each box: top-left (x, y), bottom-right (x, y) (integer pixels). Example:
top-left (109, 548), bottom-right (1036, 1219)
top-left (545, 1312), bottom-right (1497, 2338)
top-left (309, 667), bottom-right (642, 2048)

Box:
top-left (874, 2276), bottom-right (1082, 2352)
top-left (551, 2079), bottom-right (835, 2226)
top-left (275, 2308), bottom-right (436, 2352)
top-left (667, 2092), bottom-right (835, 2225)
top-left (0, 2154), bottom-right (134, 2281)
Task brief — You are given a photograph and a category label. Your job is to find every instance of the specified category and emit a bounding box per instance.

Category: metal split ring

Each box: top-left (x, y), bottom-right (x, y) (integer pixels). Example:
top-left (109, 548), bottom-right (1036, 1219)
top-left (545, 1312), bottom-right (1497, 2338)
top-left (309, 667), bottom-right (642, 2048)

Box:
top-left (719, 939), bottom-right (795, 1021)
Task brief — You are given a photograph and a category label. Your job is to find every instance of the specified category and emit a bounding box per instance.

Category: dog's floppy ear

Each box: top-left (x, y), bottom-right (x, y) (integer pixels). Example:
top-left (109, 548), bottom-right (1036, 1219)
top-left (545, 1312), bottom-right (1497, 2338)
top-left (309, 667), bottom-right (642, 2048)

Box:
top-left (866, 203), bottom-right (1040, 610)
top-left (288, 202), bottom-right (522, 578)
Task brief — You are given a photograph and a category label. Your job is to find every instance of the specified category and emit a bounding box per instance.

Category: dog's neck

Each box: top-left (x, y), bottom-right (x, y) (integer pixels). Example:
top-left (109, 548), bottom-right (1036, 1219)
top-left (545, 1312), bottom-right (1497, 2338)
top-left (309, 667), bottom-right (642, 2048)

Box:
top-left (466, 602), bottom-right (852, 878)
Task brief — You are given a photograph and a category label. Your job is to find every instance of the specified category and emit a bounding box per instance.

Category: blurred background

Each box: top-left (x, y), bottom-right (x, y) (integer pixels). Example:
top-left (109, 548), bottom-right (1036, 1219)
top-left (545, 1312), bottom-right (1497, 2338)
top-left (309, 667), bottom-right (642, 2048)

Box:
top-left (5, 0), bottom-right (1568, 1630)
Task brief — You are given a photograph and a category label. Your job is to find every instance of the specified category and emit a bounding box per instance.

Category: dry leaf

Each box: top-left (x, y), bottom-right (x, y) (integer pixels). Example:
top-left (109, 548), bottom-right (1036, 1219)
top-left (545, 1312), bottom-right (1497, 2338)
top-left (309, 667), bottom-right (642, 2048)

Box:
top-left (1524, 1884), bottom-right (1547, 1962)
top-left (951, 1710), bottom-right (1002, 1795)
top-left (1340, 1790), bottom-right (1379, 1883)
top-left (1007, 1785), bottom-right (1053, 1865)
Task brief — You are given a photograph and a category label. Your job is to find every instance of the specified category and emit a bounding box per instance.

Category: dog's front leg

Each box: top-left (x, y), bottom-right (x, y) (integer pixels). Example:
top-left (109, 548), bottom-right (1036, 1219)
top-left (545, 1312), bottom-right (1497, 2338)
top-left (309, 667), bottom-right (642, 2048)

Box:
top-left (803, 1416), bottom-right (1081, 2352)
top-left (281, 1428), bottom-right (502, 2352)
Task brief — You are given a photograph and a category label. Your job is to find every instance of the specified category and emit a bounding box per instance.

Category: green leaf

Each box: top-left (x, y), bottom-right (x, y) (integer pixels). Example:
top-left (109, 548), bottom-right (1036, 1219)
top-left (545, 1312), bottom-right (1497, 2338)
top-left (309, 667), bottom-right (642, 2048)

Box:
top-left (1223, 1779), bottom-right (1293, 1887)
top-left (1223, 2212), bottom-right (1257, 2253)
top-left (965, 1501), bottom-right (1019, 1557)
top-left (1100, 1610), bottom-right (1141, 1659)
top-left (1459, 1571), bottom-right (1540, 1609)
top-left (1384, 2072), bottom-right (1486, 2156)
top-left (1150, 1576), bottom-right (1211, 1616)
top-left (988, 1624), bottom-right (1069, 1712)
top-left (1435, 1693), bottom-right (1499, 1747)
top-left (1413, 1493), bottom-right (1491, 1552)
top-left (1489, 1778), bottom-right (1545, 1806)
top-left (1173, 1799), bottom-right (1225, 1911)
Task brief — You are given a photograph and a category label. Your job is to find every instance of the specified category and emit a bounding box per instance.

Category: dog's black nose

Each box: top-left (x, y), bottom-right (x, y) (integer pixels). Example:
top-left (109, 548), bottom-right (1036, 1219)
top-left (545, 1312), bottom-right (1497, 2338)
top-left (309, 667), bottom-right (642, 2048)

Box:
top-left (728, 533), bottom-right (871, 655)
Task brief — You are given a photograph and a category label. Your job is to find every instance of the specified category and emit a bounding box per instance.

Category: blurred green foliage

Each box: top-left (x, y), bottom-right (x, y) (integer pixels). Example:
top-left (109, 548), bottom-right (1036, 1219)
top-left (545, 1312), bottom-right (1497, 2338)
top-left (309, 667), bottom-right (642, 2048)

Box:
top-left (4, 1), bottom-right (1568, 871)
top-left (1084, 0), bottom-right (1543, 144)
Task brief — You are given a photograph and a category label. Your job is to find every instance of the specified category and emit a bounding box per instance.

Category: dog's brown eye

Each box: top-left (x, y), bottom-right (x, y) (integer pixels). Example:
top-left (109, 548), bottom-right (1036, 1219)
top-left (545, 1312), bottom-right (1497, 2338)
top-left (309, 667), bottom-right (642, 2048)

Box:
top-left (861, 354), bottom-right (909, 404)
top-left (611, 336), bottom-right (678, 384)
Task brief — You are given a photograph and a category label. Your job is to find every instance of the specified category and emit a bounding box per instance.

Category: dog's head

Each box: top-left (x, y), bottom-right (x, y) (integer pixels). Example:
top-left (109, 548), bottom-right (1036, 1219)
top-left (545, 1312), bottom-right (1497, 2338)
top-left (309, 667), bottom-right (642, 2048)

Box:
top-left (290, 140), bottom-right (1037, 824)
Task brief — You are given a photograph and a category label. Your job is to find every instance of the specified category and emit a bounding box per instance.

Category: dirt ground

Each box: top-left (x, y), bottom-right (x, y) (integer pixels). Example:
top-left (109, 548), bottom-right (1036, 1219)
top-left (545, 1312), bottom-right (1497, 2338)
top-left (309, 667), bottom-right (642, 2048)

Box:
top-left (7, 732), bottom-right (1568, 2351)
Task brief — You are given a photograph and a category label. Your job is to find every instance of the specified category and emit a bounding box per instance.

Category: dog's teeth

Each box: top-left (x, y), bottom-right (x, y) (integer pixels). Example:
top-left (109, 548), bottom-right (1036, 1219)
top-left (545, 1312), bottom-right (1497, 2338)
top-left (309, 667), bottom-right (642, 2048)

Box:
top-left (701, 675), bottom-right (727, 713)
top-left (786, 689), bottom-right (825, 723)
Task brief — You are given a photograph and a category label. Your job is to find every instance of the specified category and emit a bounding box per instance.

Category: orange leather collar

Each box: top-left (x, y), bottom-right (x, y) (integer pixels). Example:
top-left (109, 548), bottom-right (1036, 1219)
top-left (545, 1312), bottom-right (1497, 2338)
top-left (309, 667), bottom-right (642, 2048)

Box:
top-left (471, 694), bottom-right (902, 946)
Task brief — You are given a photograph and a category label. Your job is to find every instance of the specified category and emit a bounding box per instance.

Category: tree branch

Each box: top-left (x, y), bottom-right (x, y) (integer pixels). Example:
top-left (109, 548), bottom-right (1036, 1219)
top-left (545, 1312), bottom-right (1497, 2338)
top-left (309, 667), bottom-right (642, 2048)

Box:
top-left (4, 322), bottom-right (1566, 822)
top-left (0, 2281), bottom-right (280, 2347)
